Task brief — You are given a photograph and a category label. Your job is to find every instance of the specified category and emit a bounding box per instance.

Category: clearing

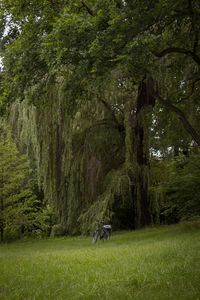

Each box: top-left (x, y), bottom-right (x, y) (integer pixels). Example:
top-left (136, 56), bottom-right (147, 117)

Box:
top-left (0, 223), bottom-right (199, 300)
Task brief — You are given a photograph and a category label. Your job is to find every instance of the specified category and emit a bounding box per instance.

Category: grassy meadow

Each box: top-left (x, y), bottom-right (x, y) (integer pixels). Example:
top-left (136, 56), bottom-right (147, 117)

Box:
top-left (0, 223), bottom-right (199, 300)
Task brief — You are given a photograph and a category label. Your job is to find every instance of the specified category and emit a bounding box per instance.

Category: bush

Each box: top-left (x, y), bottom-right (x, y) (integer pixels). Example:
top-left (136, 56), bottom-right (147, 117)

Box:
top-left (151, 154), bottom-right (200, 225)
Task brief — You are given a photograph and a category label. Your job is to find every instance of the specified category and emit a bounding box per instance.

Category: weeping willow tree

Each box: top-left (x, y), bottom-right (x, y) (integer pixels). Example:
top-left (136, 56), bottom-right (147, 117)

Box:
top-left (8, 73), bottom-right (137, 234)
top-left (0, 0), bottom-right (200, 234)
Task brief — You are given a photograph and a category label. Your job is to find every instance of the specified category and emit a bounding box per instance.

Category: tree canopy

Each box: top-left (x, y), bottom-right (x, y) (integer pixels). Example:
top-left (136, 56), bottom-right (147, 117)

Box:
top-left (0, 0), bottom-right (199, 238)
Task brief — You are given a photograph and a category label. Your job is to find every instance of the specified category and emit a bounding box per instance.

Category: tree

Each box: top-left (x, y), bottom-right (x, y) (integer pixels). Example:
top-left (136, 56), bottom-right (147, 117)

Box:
top-left (0, 120), bottom-right (49, 241)
top-left (0, 0), bottom-right (199, 233)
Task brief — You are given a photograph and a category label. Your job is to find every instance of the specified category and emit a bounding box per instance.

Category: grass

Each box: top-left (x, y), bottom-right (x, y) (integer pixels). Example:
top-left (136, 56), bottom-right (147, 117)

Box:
top-left (0, 223), bottom-right (200, 300)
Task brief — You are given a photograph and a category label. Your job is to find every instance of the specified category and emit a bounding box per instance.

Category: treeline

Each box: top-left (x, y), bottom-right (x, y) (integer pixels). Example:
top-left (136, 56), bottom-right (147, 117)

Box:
top-left (0, 0), bottom-right (200, 241)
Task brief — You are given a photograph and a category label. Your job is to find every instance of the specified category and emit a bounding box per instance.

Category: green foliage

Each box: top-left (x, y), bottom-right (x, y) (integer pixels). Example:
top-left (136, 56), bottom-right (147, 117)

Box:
top-left (164, 154), bottom-right (200, 222)
top-left (79, 166), bottom-right (134, 234)
top-left (0, 120), bottom-right (50, 241)
top-left (151, 154), bottom-right (200, 224)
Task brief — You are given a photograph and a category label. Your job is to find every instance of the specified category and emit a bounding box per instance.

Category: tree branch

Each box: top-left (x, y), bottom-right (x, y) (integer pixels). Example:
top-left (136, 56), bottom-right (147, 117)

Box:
top-left (154, 47), bottom-right (200, 66)
top-left (80, 1), bottom-right (95, 17)
top-left (177, 78), bottom-right (200, 102)
top-left (158, 96), bottom-right (200, 146)
top-left (99, 99), bottom-right (125, 133)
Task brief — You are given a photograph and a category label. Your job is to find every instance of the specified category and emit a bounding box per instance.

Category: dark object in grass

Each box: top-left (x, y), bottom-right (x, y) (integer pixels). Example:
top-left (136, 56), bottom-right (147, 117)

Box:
top-left (92, 221), bottom-right (112, 244)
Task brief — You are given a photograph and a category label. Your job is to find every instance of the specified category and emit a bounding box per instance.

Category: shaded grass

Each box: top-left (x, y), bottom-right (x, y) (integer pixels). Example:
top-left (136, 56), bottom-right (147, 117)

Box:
top-left (0, 224), bottom-right (199, 300)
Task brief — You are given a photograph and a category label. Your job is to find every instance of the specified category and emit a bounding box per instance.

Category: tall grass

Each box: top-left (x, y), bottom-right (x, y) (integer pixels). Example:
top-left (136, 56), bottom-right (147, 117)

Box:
top-left (0, 224), bottom-right (199, 300)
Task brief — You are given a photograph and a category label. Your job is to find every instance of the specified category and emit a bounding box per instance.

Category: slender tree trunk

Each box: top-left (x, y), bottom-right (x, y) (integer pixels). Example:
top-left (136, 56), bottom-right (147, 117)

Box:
top-left (134, 108), bottom-right (152, 228)
top-left (0, 198), bottom-right (4, 242)
top-left (134, 73), bottom-right (156, 228)
top-left (124, 101), bottom-right (135, 228)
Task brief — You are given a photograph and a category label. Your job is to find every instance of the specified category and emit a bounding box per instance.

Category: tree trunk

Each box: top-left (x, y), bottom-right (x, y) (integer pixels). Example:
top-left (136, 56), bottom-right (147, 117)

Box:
top-left (134, 73), bottom-right (156, 228)
top-left (0, 198), bottom-right (4, 243)
top-left (174, 145), bottom-right (179, 157)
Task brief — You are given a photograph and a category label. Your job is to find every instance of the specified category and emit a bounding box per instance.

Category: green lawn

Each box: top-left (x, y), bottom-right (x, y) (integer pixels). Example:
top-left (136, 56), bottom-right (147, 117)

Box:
top-left (0, 223), bottom-right (199, 300)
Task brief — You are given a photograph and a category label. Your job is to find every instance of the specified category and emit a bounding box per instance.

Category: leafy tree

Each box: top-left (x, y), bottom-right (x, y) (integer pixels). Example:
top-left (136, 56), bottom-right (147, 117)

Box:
top-left (151, 154), bottom-right (200, 224)
top-left (0, 120), bottom-right (50, 241)
top-left (0, 0), bottom-right (199, 233)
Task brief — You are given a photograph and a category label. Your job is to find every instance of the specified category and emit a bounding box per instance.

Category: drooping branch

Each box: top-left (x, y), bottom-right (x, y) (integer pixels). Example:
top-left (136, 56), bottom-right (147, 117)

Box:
top-left (154, 47), bottom-right (200, 66)
top-left (80, 1), bottom-right (95, 17)
top-left (158, 96), bottom-right (200, 146)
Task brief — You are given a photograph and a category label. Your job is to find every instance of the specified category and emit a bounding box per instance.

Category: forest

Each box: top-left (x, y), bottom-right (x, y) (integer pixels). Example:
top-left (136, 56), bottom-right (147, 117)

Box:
top-left (0, 0), bottom-right (200, 242)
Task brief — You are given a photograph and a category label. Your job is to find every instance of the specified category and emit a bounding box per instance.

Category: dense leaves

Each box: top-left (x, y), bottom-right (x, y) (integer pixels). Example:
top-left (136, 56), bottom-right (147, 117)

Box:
top-left (163, 155), bottom-right (200, 222)
top-left (0, 121), bottom-right (51, 241)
